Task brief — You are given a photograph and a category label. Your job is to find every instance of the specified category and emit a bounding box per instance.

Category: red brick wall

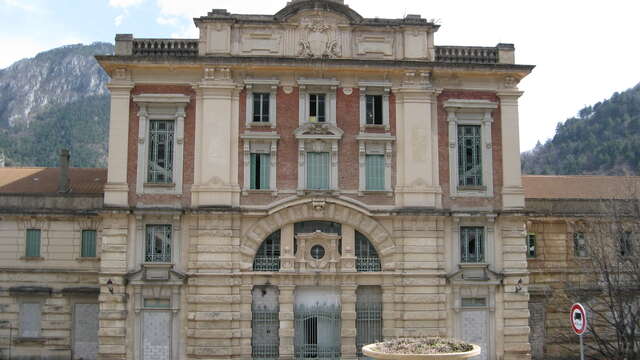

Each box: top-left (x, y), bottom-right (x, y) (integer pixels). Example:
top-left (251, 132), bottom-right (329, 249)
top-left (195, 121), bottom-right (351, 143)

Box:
top-left (240, 87), bottom-right (396, 206)
top-left (437, 90), bottom-right (503, 209)
top-left (127, 85), bottom-right (196, 207)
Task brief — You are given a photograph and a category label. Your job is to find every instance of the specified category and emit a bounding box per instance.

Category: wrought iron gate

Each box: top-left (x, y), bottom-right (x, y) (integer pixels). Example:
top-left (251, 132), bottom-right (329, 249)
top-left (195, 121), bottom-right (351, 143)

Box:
top-left (294, 303), bottom-right (341, 359)
top-left (356, 300), bottom-right (382, 358)
top-left (252, 304), bottom-right (279, 359)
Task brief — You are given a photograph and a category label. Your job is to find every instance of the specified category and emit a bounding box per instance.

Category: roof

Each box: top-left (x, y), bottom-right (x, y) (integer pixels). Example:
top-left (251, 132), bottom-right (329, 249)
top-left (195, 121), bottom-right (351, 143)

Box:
top-left (523, 175), bottom-right (640, 200)
top-left (0, 168), bottom-right (106, 195)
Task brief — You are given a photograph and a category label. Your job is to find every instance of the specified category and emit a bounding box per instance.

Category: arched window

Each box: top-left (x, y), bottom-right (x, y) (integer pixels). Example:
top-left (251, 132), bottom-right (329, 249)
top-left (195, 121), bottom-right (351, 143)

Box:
top-left (253, 230), bottom-right (281, 271)
top-left (355, 231), bottom-right (381, 272)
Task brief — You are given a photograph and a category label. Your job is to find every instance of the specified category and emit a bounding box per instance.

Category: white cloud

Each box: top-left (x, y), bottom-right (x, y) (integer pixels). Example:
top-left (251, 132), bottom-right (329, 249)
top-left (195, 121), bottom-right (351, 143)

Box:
top-left (114, 14), bottom-right (125, 27)
top-left (109, 0), bottom-right (145, 8)
top-left (0, 35), bottom-right (89, 69)
top-left (1, 0), bottom-right (40, 12)
top-left (156, 16), bottom-right (179, 26)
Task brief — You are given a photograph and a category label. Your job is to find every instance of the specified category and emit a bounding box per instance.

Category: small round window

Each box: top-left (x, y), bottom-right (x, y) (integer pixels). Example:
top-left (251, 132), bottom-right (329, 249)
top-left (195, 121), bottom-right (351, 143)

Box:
top-left (310, 245), bottom-right (325, 259)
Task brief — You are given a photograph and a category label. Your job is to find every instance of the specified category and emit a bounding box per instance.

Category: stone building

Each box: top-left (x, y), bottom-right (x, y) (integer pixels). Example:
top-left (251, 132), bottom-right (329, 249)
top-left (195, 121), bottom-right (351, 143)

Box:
top-left (0, 0), bottom-right (539, 359)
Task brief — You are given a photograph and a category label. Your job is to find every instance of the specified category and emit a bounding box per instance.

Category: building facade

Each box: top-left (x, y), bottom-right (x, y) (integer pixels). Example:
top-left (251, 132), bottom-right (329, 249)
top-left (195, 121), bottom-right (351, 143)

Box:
top-left (1, 1), bottom-right (539, 359)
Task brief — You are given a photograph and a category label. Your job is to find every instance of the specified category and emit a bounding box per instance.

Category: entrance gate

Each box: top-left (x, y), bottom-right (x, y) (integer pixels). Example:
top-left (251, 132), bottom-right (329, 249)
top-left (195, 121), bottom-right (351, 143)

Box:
top-left (294, 303), bottom-right (341, 359)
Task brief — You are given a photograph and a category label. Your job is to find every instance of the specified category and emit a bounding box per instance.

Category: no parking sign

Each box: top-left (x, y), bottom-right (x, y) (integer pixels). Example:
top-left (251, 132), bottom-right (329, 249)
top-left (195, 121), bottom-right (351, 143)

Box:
top-left (571, 303), bottom-right (587, 335)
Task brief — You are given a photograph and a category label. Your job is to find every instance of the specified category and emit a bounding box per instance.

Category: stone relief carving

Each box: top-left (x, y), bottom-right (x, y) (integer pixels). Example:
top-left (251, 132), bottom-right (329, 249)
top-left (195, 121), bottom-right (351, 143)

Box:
top-left (297, 20), bottom-right (341, 58)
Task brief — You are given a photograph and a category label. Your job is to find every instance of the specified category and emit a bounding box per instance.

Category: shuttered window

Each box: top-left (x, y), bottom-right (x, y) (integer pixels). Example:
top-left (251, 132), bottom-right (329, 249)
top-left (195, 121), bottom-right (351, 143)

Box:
top-left (81, 230), bottom-right (97, 258)
top-left (25, 229), bottom-right (41, 258)
top-left (306, 152), bottom-right (330, 190)
top-left (250, 153), bottom-right (270, 190)
top-left (365, 154), bottom-right (385, 190)
top-left (574, 232), bottom-right (587, 257)
top-left (148, 120), bottom-right (174, 184)
top-left (458, 125), bottom-right (482, 186)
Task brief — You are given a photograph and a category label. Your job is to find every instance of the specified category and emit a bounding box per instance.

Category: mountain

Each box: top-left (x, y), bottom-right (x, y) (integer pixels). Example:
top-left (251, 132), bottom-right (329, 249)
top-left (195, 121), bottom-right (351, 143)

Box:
top-left (522, 83), bottom-right (640, 175)
top-left (0, 42), bottom-right (113, 167)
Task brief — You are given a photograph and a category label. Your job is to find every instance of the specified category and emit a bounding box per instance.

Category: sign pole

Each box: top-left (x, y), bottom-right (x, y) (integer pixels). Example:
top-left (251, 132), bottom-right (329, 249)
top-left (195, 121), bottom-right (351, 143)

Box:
top-left (579, 334), bottom-right (584, 360)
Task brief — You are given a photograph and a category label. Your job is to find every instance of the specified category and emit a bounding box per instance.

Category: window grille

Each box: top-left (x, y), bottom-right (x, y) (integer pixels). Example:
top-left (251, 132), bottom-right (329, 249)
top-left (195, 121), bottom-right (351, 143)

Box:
top-left (355, 231), bottom-right (381, 272)
top-left (253, 93), bottom-right (270, 123)
top-left (250, 153), bottom-right (270, 190)
top-left (307, 152), bottom-right (330, 190)
top-left (294, 303), bottom-right (341, 359)
top-left (252, 286), bottom-right (279, 360)
top-left (365, 95), bottom-right (383, 125)
top-left (309, 94), bottom-right (326, 122)
top-left (356, 286), bottom-right (382, 359)
top-left (574, 232), bottom-right (587, 257)
top-left (25, 229), bottom-right (41, 257)
top-left (145, 224), bottom-right (172, 263)
top-left (460, 226), bottom-right (485, 263)
top-left (81, 230), bottom-right (97, 258)
top-left (526, 233), bottom-right (536, 258)
top-left (457, 125), bottom-right (482, 186)
top-left (148, 120), bottom-right (175, 183)
top-left (365, 154), bottom-right (385, 190)
top-left (253, 230), bottom-right (281, 271)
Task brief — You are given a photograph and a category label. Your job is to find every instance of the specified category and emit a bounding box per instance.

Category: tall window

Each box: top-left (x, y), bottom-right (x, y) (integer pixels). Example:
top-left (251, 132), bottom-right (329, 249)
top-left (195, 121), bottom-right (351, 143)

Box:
top-left (81, 230), bottom-right (97, 258)
top-left (253, 230), bottom-right (281, 271)
top-left (573, 232), bottom-right (587, 257)
top-left (250, 153), bottom-right (270, 190)
top-left (309, 94), bottom-right (326, 122)
top-left (20, 302), bottom-right (42, 337)
top-left (458, 125), bottom-right (482, 187)
top-left (619, 231), bottom-right (633, 257)
top-left (25, 229), bottom-right (41, 258)
top-left (253, 92), bottom-right (270, 123)
top-left (145, 224), bottom-right (172, 263)
top-left (461, 226), bottom-right (484, 263)
top-left (526, 233), bottom-right (536, 258)
top-left (307, 152), bottom-right (330, 190)
top-left (252, 286), bottom-right (279, 359)
top-left (355, 231), bottom-right (381, 272)
top-left (148, 120), bottom-right (175, 184)
top-left (365, 154), bottom-right (385, 191)
top-left (365, 95), bottom-right (383, 125)
top-left (356, 286), bottom-right (382, 358)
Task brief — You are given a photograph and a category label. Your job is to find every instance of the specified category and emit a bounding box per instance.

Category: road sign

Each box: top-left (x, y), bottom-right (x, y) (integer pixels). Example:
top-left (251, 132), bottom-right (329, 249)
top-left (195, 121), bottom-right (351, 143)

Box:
top-left (571, 303), bottom-right (587, 335)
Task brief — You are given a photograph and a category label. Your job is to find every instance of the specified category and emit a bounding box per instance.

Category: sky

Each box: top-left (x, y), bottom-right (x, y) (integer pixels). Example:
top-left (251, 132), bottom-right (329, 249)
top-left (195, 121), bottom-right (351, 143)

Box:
top-left (1, 0), bottom-right (639, 152)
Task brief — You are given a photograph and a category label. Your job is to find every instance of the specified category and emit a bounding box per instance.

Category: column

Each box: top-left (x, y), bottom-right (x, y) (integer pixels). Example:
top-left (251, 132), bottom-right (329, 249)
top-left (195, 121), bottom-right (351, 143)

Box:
top-left (104, 77), bottom-right (133, 207)
top-left (340, 283), bottom-right (358, 359)
top-left (279, 285), bottom-right (295, 359)
top-left (341, 225), bottom-right (356, 272)
top-left (281, 224), bottom-right (295, 272)
top-left (497, 91), bottom-right (525, 210)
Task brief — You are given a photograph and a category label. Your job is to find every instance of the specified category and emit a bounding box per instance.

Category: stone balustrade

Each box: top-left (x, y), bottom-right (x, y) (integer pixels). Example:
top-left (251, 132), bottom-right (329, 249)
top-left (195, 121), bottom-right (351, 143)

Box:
top-left (115, 34), bottom-right (198, 56)
top-left (435, 45), bottom-right (500, 64)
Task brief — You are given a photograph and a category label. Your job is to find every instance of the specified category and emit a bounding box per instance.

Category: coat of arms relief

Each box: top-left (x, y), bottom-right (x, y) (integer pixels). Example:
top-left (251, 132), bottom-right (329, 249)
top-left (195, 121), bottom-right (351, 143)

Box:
top-left (297, 18), bottom-right (341, 58)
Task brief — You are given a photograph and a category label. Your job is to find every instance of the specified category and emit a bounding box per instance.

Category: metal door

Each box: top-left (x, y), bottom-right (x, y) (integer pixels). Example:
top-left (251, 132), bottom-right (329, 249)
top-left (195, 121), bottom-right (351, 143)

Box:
top-left (142, 311), bottom-right (171, 360)
top-left (294, 303), bottom-right (341, 359)
top-left (461, 309), bottom-right (488, 360)
top-left (73, 303), bottom-right (99, 360)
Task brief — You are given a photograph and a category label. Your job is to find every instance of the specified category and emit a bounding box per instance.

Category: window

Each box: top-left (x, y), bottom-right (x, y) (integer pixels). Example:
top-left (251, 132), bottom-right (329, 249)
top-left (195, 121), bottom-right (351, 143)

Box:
top-left (25, 229), bottom-right (41, 258)
top-left (356, 286), bottom-right (382, 358)
top-left (461, 297), bottom-right (487, 307)
top-left (252, 92), bottom-right (270, 123)
top-left (81, 230), bottom-right (97, 258)
top-left (526, 233), bottom-right (536, 258)
top-left (145, 224), bottom-right (172, 263)
top-left (355, 231), bottom-right (381, 272)
top-left (461, 226), bottom-right (485, 263)
top-left (143, 299), bottom-right (171, 309)
top-left (252, 286), bottom-right (279, 359)
top-left (250, 153), bottom-right (270, 190)
top-left (365, 95), bottom-right (383, 125)
top-left (309, 94), bottom-right (326, 122)
top-left (147, 120), bottom-right (175, 184)
top-left (20, 302), bottom-right (42, 337)
top-left (574, 232), bottom-right (587, 257)
top-left (365, 154), bottom-right (385, 191)
top-left (618, 231), bottom-right (632, 257)
top-left (458, 125), bottom-right (482, 187)
top-left (306, 152), bottom-right (330, 190)
top-left (253, 230), bottom-right (281, 271)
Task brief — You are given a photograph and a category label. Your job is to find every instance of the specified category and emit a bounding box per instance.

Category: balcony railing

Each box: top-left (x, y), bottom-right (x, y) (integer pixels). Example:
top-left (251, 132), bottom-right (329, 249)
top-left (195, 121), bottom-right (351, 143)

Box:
top-left (435, 46), bottom-right (499, 64)
top-left (132, 38), bottom-right (199, 57)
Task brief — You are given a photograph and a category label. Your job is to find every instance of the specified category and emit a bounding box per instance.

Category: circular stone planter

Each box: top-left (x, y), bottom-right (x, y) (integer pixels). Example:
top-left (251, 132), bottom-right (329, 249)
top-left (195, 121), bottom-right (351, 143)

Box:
top-left (362, 343), bottom-right (481, 360)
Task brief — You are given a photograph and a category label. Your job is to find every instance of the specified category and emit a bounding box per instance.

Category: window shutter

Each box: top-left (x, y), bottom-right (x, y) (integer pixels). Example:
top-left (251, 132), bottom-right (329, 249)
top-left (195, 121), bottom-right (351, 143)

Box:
top-left (81, 230), bottom-right (97, 257)
top-left (365, 154), bottom-right (385, 190)
top-left (307, 152), bottom-right (329, 189)
top-left (260, 154), bottom-right (270, 189)
top-left (25, 229), bottom-right (41, 257)
top-left (250, 154), bottom-right (257, 189)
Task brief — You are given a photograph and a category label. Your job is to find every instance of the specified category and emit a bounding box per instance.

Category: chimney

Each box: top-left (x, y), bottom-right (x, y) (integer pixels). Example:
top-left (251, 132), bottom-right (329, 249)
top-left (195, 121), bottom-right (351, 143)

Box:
top-left (58, 149), bottom-right (70, 193)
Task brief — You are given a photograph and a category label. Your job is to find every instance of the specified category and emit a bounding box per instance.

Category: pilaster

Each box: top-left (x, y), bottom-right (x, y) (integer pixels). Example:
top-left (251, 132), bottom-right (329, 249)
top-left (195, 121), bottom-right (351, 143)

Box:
top-left (497, 91), bottom-right (525, 210)
top-left (278, 284), bottom-right (295, 359)
top-left (340, 283), bottom-right (358, 359)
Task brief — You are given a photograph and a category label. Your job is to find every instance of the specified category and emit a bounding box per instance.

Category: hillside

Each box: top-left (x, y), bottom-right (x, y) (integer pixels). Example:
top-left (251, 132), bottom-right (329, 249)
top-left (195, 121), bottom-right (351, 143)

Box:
top-left (522, 83), bottom-right (640, 175)
top-left (0, 43), bottom-right (112, 167)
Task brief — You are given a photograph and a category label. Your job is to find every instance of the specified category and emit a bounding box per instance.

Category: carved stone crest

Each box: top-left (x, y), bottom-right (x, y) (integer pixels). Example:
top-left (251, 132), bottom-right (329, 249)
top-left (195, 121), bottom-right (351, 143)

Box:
top-left (298, 20), bottom-right (341, 58)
